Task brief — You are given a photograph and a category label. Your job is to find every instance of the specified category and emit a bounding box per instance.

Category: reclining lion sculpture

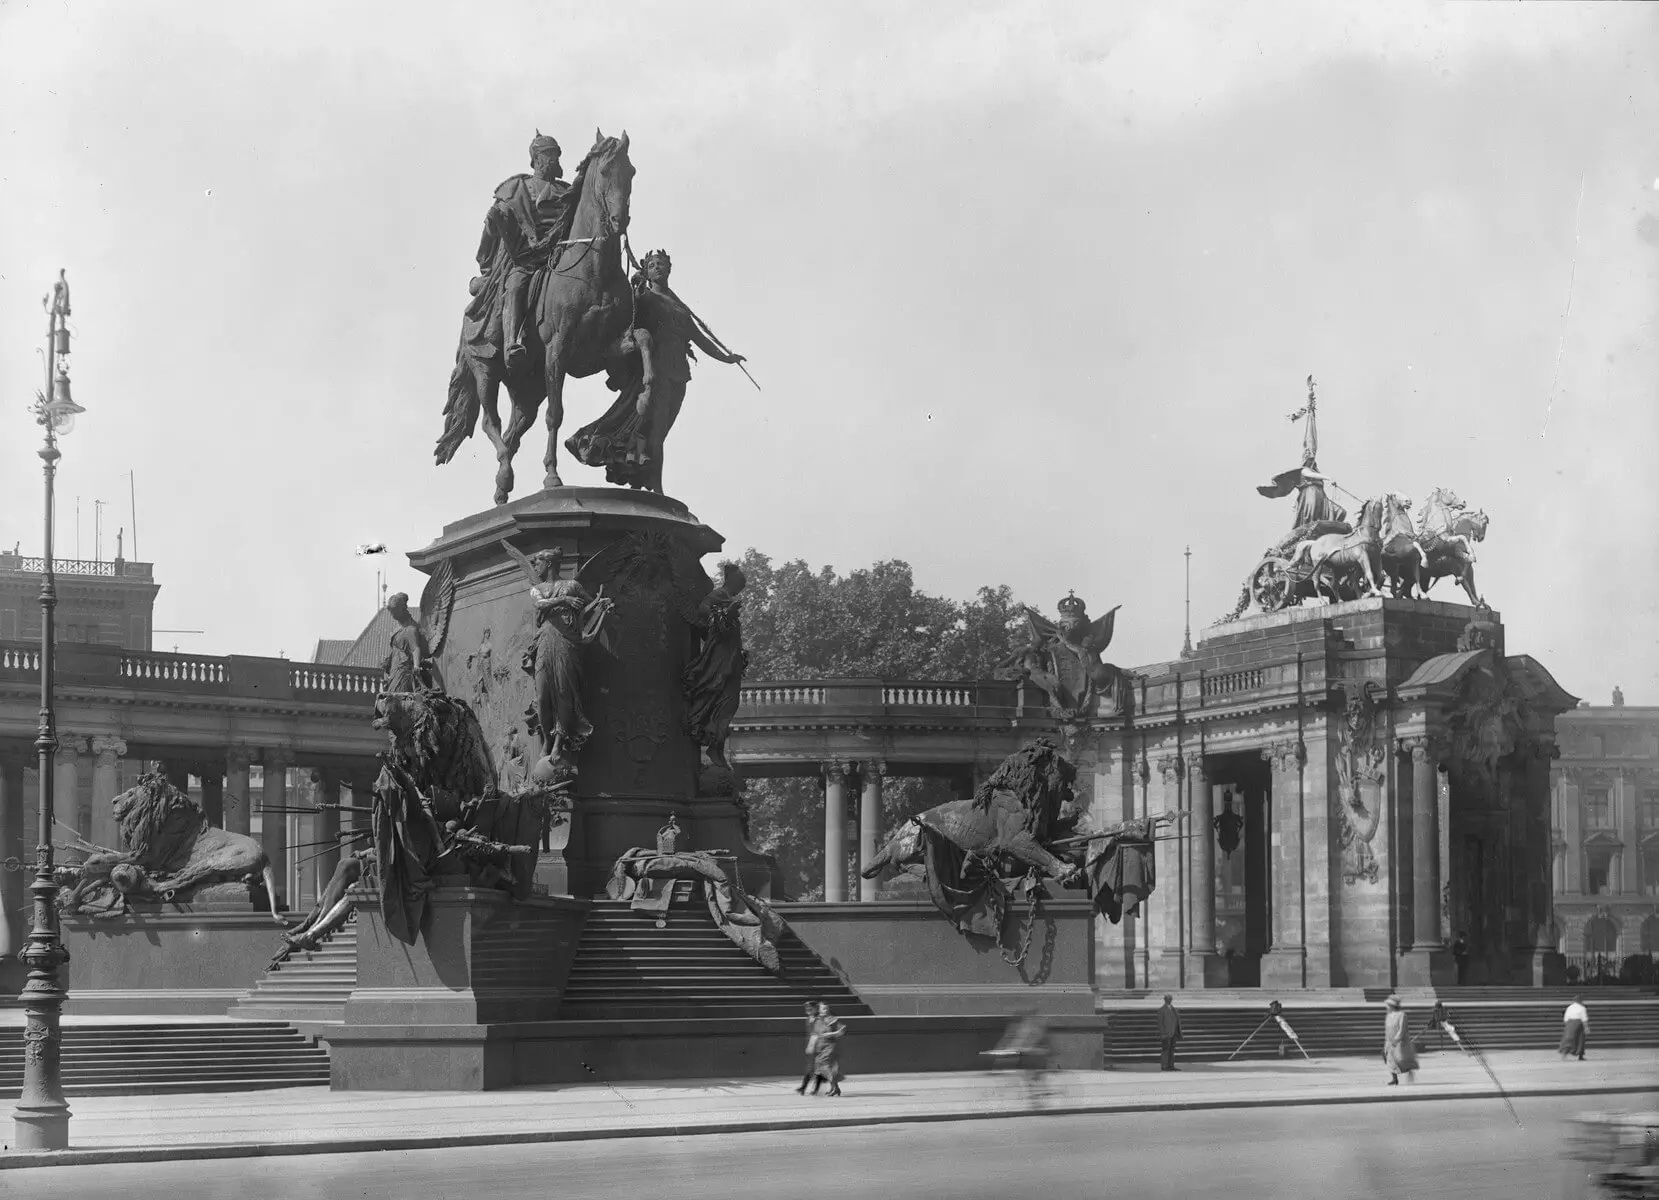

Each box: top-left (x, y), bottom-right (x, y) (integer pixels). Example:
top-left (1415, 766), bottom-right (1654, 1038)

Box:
top-left (56, 772), bottom-right (286, 923)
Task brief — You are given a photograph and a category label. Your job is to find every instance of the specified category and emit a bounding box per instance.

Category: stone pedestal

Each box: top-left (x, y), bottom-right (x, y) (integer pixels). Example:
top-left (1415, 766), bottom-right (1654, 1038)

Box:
top-left (1396, 946), bottom-right (1456, 987)
top-left (343, 886), bottom-right (587, 1026)
top-left (1260, 945), bottom-right (1307, 989)
top-left (407, 488), bottom-right (768, 897)
top-left (1183, 951), bottom-right (1231, 988)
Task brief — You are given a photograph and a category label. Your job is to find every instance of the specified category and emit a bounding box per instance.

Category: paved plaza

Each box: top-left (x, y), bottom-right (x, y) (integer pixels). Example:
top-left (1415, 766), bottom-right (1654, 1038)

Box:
top-left (0, 1048), bottom-right (1652, 1169)
top-left (8, 1091), bottom-right (1653, 1200)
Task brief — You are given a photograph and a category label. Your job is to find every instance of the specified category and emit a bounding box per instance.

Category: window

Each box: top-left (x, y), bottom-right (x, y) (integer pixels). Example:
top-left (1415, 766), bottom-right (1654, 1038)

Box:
top-left (1584, 788), bottom-right (1614, 829)
top-left (1643, 791), bottom-right (1659, 832)
top-left (1585, 847), bottom-right (1615, 896)
top-left (1643, 847), bottom-right (1659, 898)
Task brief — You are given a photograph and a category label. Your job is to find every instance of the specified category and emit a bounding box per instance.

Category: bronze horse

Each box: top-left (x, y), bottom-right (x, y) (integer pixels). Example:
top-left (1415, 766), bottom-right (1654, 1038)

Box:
top-left (436, 131), bottom-right (638, 504)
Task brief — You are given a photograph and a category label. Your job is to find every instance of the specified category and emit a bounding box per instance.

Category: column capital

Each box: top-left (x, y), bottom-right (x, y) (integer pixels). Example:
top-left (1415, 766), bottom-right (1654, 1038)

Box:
top-left (58, 734), bottom-right (88, 758)
top-left (822, 761), bottom-right (850, 786)
top-left (1133, 755), bottom-right (1151, 787)
top-left (1183, 751), bottom-right (1207, 782)
top-left (1399, 736), bottom-right (1446, 767)
top-left (860, 760), bottom-right (887, 781)
top-left (89, 736), bottom-right (127, 765)
top-left (263, 746), bottom-right (296, 771)
top-left (1261, 739), bottom-right (1305, 772)
top-left (225, 745), bottom-right (255, 772)
top-left (1155, 754), bottom-right (1184, 782)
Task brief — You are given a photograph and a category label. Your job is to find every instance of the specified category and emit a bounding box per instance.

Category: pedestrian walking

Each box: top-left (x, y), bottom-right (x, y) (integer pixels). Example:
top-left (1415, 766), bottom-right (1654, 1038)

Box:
top-left (1158, 994), bottom-right (1183, 1072)
top-left (1383, 995), bottom-right (1418, 1085)
top-left (1559, 995), bottom-right (1589, 1061)
top-left (794, 1000), bottom-right (818, 1094)
top-left (987, 1008), bottom-right (1053, 1105)
top-left (806, 1001), bottom-right (845, 1097)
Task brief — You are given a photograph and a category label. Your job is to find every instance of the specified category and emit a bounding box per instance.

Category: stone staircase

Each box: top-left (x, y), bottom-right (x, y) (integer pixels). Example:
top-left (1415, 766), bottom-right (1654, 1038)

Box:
top-left (0, 1021), bottom-right (331, 1097)
top-left (1104, 999), bottom-right (1659, 1064)
top-left (228, 919), bottom-right (358, 1023)
top-left (558, 888), bottom-right (871, 1020)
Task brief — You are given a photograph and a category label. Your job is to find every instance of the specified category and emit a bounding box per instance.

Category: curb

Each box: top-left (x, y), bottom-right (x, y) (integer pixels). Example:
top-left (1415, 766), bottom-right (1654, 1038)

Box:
top-left (1, 1081), bottom-right (1653, 1170)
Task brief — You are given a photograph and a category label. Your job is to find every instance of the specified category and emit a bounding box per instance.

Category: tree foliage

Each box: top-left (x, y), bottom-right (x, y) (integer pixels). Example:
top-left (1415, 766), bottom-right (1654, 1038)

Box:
top-left (732, 550), bottom-right (1029, 899)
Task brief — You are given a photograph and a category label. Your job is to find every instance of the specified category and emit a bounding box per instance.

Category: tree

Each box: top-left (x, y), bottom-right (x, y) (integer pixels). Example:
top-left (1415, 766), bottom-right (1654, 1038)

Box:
top-left (732, 550), bottom-right (1029, 899)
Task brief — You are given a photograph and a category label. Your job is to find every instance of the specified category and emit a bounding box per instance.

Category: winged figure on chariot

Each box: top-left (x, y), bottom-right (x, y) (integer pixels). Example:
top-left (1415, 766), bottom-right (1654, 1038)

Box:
top-left (1223, 378), bottom-right (1491, 619)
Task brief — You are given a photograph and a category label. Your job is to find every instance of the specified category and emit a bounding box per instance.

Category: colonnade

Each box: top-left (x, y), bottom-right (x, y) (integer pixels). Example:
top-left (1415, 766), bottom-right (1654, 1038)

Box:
top-left (0, 737), bottom-right (377, 956)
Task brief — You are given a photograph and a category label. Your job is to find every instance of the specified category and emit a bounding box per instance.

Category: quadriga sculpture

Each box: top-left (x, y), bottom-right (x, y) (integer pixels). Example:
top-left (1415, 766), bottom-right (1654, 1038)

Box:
top-left (56, 773), bottom-right (286, 923)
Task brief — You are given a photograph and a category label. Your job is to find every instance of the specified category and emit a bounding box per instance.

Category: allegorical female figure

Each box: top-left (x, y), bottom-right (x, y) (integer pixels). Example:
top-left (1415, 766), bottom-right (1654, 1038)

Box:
top-left (520, 548), bottom-right (613, 771)
top-left (565, 249), bottom-right (747, 494)
top-left (682, 562), bottom-right (748, 769)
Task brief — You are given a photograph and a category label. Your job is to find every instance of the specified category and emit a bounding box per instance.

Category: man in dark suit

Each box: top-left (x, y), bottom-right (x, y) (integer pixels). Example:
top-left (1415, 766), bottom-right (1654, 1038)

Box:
top-left (1158, 994), bottom-right (1183, 1072)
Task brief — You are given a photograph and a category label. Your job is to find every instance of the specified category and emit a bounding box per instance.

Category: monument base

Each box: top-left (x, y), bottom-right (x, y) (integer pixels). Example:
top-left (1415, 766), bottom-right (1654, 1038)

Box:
top-left (1183, 951), bottom-right (1232, 989)
top-left (319, 1012), bottom-right (1112, 1091)
top-left (774, 899), bottom-right (1098, 1015)
top-left (343, 886), bottom-right (586, 1026)
top-left (1397, 946), bottom-right (1457, 988)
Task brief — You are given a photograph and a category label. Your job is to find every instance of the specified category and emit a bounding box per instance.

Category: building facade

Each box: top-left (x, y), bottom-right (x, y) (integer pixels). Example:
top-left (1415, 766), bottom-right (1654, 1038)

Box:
top-left (1551, 699), bottom-right (1659, 970)
top-left (0, 550), bottom-right (158, 650)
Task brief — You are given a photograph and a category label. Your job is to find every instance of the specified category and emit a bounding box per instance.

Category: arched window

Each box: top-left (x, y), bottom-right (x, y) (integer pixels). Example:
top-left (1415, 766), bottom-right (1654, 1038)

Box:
top-left (1584, 915), bottom-right (1619, 955)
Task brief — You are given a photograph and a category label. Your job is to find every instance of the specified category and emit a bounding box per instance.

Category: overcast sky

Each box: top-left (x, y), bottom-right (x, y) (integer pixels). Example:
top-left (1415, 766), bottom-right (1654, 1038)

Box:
top-left (2, 2), bottom-right (1655, 701)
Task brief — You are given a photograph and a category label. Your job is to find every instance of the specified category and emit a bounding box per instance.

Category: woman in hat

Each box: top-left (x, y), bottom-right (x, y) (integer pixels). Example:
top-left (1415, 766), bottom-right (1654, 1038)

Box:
top-left (1383, 995), bottom-right (1419, 1085)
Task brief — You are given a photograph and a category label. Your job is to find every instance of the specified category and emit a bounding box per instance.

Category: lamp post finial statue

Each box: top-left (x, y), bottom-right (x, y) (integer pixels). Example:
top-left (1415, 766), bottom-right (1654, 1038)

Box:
top-left (14, 268), bottom-right (82, 1151)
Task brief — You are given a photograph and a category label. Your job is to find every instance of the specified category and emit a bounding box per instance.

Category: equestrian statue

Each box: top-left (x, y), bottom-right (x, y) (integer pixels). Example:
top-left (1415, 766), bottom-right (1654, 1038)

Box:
top-left (435, 129), bottom-right (750, 504)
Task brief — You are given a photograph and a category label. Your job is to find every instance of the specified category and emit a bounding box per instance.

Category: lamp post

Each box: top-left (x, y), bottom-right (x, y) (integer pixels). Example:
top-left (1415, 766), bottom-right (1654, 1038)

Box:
top-left (14, 270), bottom-right (83, 1151)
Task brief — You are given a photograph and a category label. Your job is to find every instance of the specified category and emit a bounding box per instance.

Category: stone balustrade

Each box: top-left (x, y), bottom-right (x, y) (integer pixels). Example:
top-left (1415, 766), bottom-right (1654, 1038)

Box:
top-left (0, 640), bottom-right (379, 703)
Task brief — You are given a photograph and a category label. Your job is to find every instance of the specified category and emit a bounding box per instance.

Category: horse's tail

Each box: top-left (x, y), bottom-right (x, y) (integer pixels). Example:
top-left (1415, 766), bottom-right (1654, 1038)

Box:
top-left (435, 345), bottom-right (485, 465)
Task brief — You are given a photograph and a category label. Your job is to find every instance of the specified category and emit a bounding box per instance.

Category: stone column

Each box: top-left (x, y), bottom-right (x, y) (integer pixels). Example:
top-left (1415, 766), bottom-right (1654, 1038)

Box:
top-left (1560, 768), bottom-right (1582, 893)
top-left (89, 736), bottom-right (127, 851)
top-left (1150, 754), bottom-right (1184, 987)
top-left (311, 769), bottom-right (342, 892)
top-left (1187, 754), bottom-right (1220, 987)
top-left (823, 762), bottom-right (848, 902)
top-left (262, 748), bottom-right (293, 910)
top-left (224, 746), bottom-right (253, 837)
top-left (200, 769), bottom-right (224, 829)
top-left (857, 761), bottom-right (884, 902)
top-left (1260, 739), bottom-right (1307, 989)
top-left (54, 738), bottom-right (85, 844)
top-left (1617, 770), bottom-right (1639, 899)
top-left (0, 751), bottom-right (26, 958)
top-left (1398, 737), bottom-right (1453, 985)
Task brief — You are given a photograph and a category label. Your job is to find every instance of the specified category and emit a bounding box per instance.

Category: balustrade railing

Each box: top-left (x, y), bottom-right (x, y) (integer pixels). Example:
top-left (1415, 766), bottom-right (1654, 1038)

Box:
top-left (1202, 668), bottom-right (1266, 697)
top-left (740, 684), bottom-right (826, 707)
top-left (290, 665), bottom-right (381, 695)
top-left (882, 683), bottom-right (976, 707)
top-left (0, 646), bottom-right (40, 672)
top-left (120, 651), bottom-right (228, 685)
top-left (0, 555), bottom-right (152, 579)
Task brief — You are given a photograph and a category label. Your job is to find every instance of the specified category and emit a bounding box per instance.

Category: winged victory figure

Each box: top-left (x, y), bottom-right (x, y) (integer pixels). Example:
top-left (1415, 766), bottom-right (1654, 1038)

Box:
top-left (997, 592), bottom-right (1131, 721)
top-left (380, 561), bottom-right (456, 694)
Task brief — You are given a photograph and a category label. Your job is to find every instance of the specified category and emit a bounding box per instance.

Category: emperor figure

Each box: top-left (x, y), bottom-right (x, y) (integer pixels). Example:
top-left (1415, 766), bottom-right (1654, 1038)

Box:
top-left (467, 131), bottom-right (579, 373)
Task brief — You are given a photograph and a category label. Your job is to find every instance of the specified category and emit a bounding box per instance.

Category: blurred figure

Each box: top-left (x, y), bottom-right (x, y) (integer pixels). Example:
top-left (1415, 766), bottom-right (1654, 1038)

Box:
top-left (1157, 994), bottom-right (1184, 1072)
top-left (1424, 1000), bottom-right (1451, 1051)
top-left (1383, 995), bottom-right (1418, 1085)
top-left (1451, 932), bottom-right (1469, 985)
top-left (989, 1007), bottom-right (1053, 1105)
top-left (794, 1000), bottom-right (817, 1095)
top-left (1559, 995), bottom-right (1589, 1061)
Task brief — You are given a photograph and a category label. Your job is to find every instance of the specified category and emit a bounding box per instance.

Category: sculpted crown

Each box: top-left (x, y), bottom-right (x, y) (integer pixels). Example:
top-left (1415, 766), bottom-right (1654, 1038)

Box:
top-left (1057, 591), bottom-right (1086, 617)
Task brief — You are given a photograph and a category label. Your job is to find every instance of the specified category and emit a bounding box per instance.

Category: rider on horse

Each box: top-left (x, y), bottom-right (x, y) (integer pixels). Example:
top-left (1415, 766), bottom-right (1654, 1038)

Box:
top-left (475, 132), bottom-right (578, 371)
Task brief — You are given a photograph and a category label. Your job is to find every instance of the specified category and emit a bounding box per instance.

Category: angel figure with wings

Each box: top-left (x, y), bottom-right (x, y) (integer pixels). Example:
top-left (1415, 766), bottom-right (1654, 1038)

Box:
top-left (381, 563), bottom-right (456, 694)
top-left (501, 540), bottom-right (617, 775)
top-left (998, 592), bottom-right (1131, 722)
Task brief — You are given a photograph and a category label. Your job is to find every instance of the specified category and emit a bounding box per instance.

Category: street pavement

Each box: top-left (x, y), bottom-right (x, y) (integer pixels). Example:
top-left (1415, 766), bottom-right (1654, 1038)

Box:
top-left (0, 1047), bottom-right (1651, 1172)
top-left (5, 1092), bottom-right (1652, 1200)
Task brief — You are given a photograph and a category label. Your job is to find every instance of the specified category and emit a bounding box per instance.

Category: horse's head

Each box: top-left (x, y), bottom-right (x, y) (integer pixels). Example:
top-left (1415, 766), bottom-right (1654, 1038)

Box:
top-left (573, 128), bottom-right (635, 233)
top-left (1460, 510), bottom-right (1490, 542)
top-left (1357, 496), bottom-right (1384, 535)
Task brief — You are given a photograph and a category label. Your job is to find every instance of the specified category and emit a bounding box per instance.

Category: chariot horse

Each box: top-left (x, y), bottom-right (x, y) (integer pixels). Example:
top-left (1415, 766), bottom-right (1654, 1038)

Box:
top-left (436, 131), bottom-right (638, 505)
